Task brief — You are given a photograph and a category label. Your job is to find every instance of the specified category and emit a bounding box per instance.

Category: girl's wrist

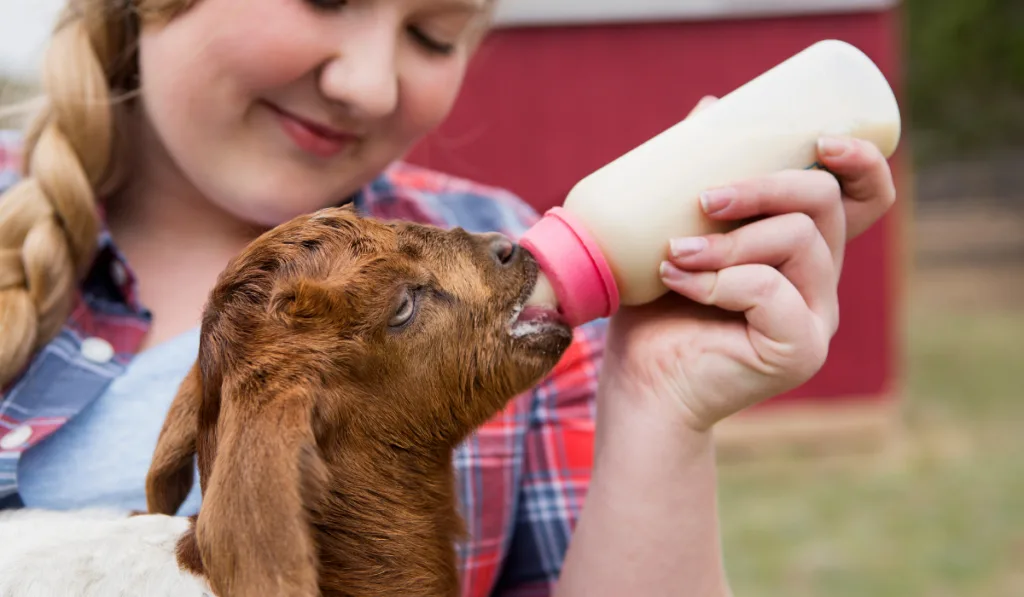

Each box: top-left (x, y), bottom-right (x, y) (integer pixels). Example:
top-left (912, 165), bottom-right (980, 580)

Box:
top-left (595, 356), bottom-right (717, 438)
top-left (594, 368), bottom-right (716, 458)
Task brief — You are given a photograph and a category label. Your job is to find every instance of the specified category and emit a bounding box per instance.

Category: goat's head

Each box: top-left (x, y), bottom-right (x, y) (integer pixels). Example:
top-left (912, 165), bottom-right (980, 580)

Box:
top-left (144, 205), bottom-right (572, 597)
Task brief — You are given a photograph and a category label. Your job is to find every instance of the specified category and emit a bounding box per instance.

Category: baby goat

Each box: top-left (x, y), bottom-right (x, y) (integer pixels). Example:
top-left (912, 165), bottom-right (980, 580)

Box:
top-left (0, 205), bottom-right (573, 597)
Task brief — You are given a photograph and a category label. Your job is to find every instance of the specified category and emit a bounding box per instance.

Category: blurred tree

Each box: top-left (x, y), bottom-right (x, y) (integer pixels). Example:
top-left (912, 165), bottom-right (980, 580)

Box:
top-left (905, 0), bottom-right (1024, 163)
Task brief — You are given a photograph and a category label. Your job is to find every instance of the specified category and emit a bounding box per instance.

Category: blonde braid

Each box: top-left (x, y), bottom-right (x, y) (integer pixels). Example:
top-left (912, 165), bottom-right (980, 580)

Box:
top-left (0, 0), bottom-right (134, 388)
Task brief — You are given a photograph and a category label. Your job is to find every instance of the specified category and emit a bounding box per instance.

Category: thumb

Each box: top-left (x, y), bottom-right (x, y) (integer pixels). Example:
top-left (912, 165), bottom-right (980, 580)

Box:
top-left (687, 95), bottom-right (719, 118)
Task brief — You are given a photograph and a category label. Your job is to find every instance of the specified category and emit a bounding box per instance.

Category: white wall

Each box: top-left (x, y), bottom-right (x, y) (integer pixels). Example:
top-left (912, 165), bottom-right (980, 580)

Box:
top-left (0, 0), bottom-right (65, 81)
top-left (492, 0), bottom-right (900, 27)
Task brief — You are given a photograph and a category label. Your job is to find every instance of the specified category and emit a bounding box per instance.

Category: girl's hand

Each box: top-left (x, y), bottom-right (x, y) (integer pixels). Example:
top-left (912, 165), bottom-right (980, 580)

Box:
top-left (600, 97), bottom-right (897, 432)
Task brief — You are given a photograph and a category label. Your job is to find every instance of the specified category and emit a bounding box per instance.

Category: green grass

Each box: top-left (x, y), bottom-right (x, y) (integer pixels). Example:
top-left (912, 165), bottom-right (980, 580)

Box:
top-left (718, 308), bottom-right (1024, 596)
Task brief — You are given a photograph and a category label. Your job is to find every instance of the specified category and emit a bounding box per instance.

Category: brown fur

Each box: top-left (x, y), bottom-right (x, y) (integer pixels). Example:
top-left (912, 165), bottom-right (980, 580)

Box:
top-left (144, 205), bottom-right (572, 597)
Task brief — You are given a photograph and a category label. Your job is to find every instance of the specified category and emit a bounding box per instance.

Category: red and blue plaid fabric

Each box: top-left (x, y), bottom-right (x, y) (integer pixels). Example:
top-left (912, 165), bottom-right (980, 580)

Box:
top-left (0, 129), bottom-right (607, 597)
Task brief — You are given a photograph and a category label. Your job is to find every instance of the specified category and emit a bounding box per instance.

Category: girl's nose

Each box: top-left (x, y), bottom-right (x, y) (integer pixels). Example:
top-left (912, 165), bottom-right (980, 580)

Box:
top-left (318, 35), bottom-right (399, 120)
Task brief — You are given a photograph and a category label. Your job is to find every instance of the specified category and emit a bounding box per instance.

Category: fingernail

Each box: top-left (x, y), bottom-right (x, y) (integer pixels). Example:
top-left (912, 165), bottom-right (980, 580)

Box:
top-left (660, 261), bottom-right (691, 282)
top-left (670, 236), bottom-right (708, 258)
top-left (818, 136), bottom-right (851, 158)
top-left (700, 187), bottom-right (735, 215)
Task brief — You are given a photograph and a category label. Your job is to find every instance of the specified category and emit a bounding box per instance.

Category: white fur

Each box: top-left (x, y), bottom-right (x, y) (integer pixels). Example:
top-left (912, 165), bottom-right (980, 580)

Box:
top-left (0, 508), bottom-right (214, 597)
top-left (507, 302), bottom-right (525, 329)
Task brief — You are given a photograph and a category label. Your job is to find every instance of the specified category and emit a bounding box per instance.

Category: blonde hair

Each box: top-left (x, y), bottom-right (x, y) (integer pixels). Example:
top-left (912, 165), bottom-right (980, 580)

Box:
top-left (0, 0), bottom-right (191, 388)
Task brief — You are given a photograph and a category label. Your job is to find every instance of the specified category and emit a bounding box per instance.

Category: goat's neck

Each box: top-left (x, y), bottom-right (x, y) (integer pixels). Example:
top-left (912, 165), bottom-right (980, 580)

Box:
top-left (314, 443), bottom-right (464, 597)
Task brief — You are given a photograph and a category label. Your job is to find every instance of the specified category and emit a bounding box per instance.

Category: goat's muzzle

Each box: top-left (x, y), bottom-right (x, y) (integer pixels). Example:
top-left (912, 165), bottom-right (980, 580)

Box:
top-left (503, 243), bottom-right (573, 358)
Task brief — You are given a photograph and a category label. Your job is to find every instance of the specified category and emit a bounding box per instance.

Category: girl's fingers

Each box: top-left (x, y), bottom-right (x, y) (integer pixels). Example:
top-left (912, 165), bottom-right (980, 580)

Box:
top-left (815, 136), bottom-right (898, 240)
top-left (659, 262), bottom-right (829, 380)
top-left (667, 212), bottom-right (839, 335)
top-left (698, 169), bottom-right (847, 271)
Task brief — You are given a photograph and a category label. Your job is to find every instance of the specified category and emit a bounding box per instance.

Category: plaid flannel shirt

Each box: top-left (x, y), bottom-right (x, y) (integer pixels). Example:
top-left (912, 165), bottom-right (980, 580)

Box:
top-left (0, 129), bottom-right (607, 597)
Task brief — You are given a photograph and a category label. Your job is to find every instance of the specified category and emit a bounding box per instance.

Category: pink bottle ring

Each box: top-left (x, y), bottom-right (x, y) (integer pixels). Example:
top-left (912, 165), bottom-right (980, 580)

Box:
top-left (519, 207), bottom-right (619, 327)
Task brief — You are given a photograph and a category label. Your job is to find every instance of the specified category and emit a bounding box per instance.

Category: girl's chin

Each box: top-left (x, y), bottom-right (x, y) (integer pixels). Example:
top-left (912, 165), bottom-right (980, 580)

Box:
top-left (224, 196), bottom-right (351, 229)
top-left (190, 145), bottom-right (388, 227)
top-left (211, 177), bottom-right (362, 226)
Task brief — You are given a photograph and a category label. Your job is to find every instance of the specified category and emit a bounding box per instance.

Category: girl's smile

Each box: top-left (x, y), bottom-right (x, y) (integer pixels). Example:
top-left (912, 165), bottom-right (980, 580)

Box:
top-left (262, 100), bottom-right (362, 159)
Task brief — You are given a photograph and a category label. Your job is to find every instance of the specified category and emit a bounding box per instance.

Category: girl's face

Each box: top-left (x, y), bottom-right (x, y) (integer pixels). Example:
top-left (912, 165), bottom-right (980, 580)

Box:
top-left (137, 0), bottom-right (487, 227)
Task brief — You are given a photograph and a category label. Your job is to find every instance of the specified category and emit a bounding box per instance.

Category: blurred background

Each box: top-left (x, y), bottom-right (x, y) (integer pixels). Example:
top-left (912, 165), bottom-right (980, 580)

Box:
top-left (2, 0), bottom-right (1021, 595)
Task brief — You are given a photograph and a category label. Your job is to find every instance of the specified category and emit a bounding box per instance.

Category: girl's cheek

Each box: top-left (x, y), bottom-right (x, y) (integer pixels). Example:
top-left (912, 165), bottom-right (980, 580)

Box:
top-left (399, 59), bottom-right (468, 134)
top-left (155, 0), bottom-right (328, 93)
top-left (206, 30), bottom-right (324, 93)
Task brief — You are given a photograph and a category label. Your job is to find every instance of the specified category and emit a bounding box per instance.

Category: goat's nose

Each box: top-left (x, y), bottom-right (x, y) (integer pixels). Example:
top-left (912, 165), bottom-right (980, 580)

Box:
top-left (484, 232), bottom-right (516, 266)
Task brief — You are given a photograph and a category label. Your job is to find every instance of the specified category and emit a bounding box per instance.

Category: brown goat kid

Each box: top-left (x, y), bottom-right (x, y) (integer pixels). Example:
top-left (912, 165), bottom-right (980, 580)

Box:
top-left (146, 205), bottom-right (574, 597)
top-left (0, 206), bottom-right (573, 597)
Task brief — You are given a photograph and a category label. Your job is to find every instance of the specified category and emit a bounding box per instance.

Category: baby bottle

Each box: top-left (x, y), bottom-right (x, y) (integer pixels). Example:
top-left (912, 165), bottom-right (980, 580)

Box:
top-left (519, 39), bottom-right (902, 327)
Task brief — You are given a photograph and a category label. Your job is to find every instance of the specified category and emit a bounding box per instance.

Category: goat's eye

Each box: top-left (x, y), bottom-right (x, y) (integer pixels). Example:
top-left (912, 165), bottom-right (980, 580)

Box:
top-left (388, 289), bottom-right (417, 328)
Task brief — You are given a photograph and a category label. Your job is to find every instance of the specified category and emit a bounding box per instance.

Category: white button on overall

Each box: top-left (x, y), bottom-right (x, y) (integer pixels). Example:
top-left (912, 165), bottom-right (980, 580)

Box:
top-left (81, 337), bottom-right (115, 364)
top-left (110, 260), bottom-right (128, 286)
top-left (0, 425), bottom-right (32, 450)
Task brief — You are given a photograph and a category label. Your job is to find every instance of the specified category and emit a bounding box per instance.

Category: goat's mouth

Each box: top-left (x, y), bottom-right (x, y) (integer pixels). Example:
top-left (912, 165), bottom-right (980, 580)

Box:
top-left (507, 266), bottom-right (571, 342)
top-left (509, 303), bottom-right (567, 338)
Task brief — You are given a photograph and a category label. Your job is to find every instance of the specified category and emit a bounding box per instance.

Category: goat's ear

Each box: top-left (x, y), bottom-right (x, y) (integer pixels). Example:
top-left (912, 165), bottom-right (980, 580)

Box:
top-left (270, 276), bottom-right (355, 322)
top-left (196, 385), bottom-right (328, 597)
top-left (146, 361), bottom-right (202, 515)
top-left (332, 202), bottom-right (357, 216)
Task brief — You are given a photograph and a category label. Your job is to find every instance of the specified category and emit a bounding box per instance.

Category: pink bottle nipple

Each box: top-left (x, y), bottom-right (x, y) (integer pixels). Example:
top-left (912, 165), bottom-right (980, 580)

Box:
top-left (518, 207), bottom-right (620, 327)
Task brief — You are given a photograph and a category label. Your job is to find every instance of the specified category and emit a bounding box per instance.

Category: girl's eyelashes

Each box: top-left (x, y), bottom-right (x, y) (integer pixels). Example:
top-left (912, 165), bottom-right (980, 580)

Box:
top-left (408, 26), bottom-right (456, 56)
top-left (304, 0), bottom-right (348, 10)
top-left (301, 0), bottom-right (456, 56)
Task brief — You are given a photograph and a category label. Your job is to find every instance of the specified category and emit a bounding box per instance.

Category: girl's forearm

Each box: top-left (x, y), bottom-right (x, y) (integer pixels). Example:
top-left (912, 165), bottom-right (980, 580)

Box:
top-left (554, 384), bottom-right (732, 597)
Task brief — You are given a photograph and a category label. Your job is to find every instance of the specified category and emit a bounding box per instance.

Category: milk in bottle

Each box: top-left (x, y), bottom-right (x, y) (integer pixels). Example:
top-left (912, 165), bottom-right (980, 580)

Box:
top-left (519, 39), bottom-right (902, 327)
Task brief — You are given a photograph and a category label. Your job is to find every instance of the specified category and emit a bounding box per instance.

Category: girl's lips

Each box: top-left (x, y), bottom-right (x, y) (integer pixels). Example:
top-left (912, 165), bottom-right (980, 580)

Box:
top-left (265, 103), bottom-right (357, 159)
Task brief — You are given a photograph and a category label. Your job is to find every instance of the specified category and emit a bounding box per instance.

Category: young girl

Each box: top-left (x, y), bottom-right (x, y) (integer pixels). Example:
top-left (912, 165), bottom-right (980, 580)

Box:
top-left (0, 0), bottom-right (897, 595)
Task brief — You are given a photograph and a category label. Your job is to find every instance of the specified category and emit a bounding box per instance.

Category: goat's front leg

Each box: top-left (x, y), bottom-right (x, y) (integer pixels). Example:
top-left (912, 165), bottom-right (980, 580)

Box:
top-left (146, 361), bottom-right (202, 515)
